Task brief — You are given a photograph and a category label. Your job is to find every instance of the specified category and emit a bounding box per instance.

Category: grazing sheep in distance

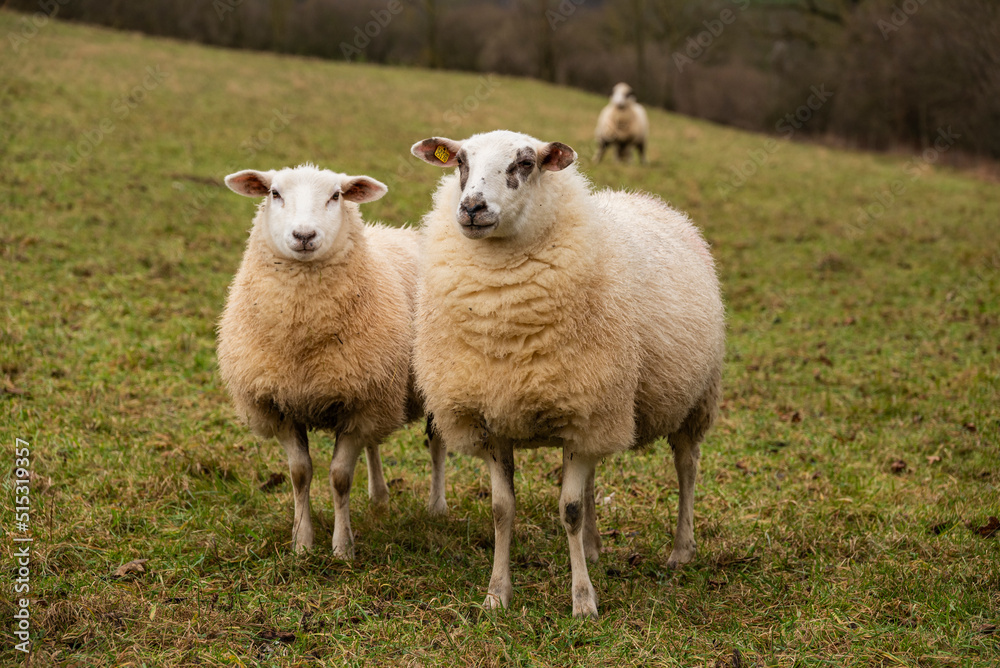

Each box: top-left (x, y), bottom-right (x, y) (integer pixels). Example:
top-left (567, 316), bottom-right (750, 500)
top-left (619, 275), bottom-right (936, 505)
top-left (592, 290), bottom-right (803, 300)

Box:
top-left (410, 130), bottom-right (724, 618)
top-left (594, 82), bottom-right (649, 164)
top-left (217, 164), bottom-right (447, 558)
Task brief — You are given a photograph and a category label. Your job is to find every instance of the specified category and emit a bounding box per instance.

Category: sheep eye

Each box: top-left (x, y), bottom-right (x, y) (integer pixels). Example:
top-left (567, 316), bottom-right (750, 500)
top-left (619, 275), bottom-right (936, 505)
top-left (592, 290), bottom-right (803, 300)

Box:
top-left (330, 192), bottom-right (340, 202)
top-left (520, 160), bottom-right (534, 169)
top-left (271, 190), bottom-right (282, 200)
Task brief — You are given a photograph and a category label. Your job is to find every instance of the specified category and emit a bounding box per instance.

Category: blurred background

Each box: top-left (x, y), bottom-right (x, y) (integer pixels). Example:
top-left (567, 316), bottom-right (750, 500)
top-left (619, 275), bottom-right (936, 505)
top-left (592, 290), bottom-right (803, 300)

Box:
top-left (8, 0), bottom-right (999, 160)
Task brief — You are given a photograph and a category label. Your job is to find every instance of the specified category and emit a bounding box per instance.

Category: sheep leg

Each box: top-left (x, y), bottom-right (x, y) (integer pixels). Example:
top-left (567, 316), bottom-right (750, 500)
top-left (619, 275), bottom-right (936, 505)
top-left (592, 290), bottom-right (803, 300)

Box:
top-left (426, 415), bottom-right (448, 516)
top-left (278, 421), bottom-right (314, 552)
top-left (636, 141), bottom-right (647, 165)
top-left (364, 443), bottom-right (390, 507)
top-left (594, 141), bottom-right (609, 164)
top-left (583, 466), bottom-right (601, 563)
top-left (329, 432), bottom-right (365, 560)
top-left (482, 441), bottom-right (515, 610)
top-left (561, 450), bottom-right (600, 618)
top-left (616, 141), bottom-right (629, 163)
top-left (667, 433), bottom-right (700, 568)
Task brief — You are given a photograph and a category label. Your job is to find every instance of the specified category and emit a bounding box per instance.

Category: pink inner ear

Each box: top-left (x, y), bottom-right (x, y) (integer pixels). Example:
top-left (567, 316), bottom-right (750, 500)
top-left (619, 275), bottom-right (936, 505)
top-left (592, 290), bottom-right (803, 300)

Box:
top-left (413, 138), bottom-right (460, 167)
top-left (229, 171), bottom-right (270, 196)
top-left (541, 143), bottom-right (576, 172)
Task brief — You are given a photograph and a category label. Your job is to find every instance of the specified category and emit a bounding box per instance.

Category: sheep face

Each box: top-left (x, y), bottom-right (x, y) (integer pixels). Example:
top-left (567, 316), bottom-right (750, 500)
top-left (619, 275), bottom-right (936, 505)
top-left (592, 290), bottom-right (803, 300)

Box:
top-left (610, 82), bottom-right (635, 109)
top-left (412, 131), bottom-right (576, 241)
top-left (225, 166), bottom-right (387, 262)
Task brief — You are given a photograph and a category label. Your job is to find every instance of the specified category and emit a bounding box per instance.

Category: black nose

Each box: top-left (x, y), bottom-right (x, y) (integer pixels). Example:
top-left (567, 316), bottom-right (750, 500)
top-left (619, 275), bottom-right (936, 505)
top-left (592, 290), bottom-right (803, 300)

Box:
top-left (293, 230), bottom-right (317, 242)
top-left (462, 200), bottom-right (486, 219)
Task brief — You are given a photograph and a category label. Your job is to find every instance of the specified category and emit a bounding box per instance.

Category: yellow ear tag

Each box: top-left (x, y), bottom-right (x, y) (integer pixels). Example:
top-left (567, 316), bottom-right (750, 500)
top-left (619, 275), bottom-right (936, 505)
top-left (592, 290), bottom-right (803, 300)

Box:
top-left (434, 145), bottom-right (450, 163)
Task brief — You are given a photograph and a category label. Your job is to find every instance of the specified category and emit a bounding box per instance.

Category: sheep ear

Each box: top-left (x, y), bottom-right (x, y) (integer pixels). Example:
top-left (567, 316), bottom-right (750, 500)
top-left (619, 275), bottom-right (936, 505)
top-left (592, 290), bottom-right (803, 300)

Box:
top-left (539, 142), bottom-right (576, 172)
top-left (225, 170), bottom-right (273, 197)
top-left (341, 176), bottom-right (388, 203)
top-left (411, 137), bottom-right (462, 167)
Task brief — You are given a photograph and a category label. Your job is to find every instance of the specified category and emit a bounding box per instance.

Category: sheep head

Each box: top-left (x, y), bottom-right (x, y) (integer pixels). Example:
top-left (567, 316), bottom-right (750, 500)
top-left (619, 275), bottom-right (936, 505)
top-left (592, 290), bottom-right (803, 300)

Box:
top-left (610, 82), bottom-right (635, 109)
top-left (225, 165), bottom-right (386, 262)
top-left (411, 131), bottom-right (575, 241)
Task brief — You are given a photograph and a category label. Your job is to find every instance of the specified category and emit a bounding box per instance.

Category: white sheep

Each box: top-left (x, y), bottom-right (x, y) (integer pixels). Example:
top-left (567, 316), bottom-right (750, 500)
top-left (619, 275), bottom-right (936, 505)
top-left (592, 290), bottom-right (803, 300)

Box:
top-left (411, 131), bottom-right (724, 618)
top-left (594, 82), bottom-right (649, 164)
top-left (217, 164), bottom-right (447, 558)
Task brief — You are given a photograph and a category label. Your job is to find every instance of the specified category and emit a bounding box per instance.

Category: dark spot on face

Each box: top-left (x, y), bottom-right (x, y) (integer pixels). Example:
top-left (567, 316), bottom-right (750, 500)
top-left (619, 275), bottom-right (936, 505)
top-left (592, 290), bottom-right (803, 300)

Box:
top-left (505, 147), bottom-right (536, 189)
top-left (458, 149), bottom-right (469, 190)
top-left (563, 501), bottom-right (582, 534)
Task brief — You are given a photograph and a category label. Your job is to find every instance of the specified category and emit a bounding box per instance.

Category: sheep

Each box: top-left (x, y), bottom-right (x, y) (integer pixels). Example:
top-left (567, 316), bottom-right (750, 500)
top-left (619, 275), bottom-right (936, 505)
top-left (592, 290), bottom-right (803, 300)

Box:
top-left (594, 82), bottom-right (649, 164)
top-left (410, 131), bottom-right (724, 618)
top-left (217, 164), bottom-right (447, 559)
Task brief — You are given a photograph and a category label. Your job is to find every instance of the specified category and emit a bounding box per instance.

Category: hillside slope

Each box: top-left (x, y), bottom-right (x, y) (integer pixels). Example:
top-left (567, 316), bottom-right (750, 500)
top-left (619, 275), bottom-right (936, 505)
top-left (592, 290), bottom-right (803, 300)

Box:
top-left (1, 10), bottom-right (997, 667)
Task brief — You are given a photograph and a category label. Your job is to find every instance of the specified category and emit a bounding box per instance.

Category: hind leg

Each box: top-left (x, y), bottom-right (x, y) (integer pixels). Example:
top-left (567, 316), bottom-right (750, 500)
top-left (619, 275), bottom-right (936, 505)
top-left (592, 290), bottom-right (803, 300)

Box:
top-left (583, 467), bottom-right (601, 563)
top-left (666, 376), bottom-right (719, 568)
top-left (365, 442), bottom-right (390, 507)
top-left (426, 415), bottom-right (448, 516)
top-left (666, 431), bottom-right (700, 568)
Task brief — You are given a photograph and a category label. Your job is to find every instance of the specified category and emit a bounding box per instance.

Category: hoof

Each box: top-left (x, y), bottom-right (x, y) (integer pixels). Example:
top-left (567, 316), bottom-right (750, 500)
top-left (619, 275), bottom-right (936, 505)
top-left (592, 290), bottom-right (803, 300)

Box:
top-left (428, 498), bottom-right (448, 517)
top-left (332, 540), bottom-right (355, 561)
top-left (666, 545), bottom-right (696, 569)
top-left (572, 587), bottom-right (599, 619)
top-left (482, 592), bottom-right (508, 610)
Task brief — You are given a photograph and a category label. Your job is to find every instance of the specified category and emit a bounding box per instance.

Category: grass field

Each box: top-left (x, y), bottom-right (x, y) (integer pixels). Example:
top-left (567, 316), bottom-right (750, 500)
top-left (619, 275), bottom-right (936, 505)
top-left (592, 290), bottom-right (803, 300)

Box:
top-left (1, 9), bottom-right (998, 666)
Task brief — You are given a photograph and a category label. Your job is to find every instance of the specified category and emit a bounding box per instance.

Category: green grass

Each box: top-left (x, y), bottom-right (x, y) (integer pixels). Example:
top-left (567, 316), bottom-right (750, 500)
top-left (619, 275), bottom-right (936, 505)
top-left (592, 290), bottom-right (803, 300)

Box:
top-left (1, 9), bottom-right (998, 666)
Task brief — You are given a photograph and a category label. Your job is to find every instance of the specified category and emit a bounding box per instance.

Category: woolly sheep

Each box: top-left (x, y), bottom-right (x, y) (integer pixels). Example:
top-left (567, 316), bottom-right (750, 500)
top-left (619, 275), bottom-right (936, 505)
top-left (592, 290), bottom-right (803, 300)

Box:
top-left (410, 131), bottom-right (724, 618)
top-left (594, 82), bottom-right (649, 164)
top-left (217, 165), bottom-right (447, 559)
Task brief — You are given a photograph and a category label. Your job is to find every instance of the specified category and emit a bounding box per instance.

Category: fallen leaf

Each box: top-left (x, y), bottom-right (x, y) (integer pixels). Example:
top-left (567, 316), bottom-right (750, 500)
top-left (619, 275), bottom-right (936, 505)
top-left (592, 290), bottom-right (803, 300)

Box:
top-left (963, 422), bottom-right (977, 433)
top-left (926, 455), bottom-right (941, 465)
top-left (977, 624), bottom-right (997, 635)
top-left (627, 553), bottom-right (642, 567)
top-left (259, 472), bottom-right (285, 492)
top-left (113, 559), bottom-right (149, 578)
top-left (890, 459), bottom-right (907, 474)
top-left (387, 477), bottom-right (406, 488)
top-left (974, 516), bottom-right (999, 538)
top-left (817, 355), bottom-right (834, 367)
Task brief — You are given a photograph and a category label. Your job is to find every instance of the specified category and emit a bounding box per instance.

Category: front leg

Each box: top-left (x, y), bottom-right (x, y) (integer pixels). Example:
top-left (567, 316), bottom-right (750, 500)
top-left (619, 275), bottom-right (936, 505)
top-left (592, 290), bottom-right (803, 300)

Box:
top-left (482, 440), bottom-right (515, 610)
top-left (329, 432), bottom-right (366, 559)
top-left (426, 414), bottom-right (448, 516)
top-left (561, 449), bottom-right (600, 618)
top-left (364, 443), bottom-right (390, 507)
top-left (277, 421), bottom-right (314, 552)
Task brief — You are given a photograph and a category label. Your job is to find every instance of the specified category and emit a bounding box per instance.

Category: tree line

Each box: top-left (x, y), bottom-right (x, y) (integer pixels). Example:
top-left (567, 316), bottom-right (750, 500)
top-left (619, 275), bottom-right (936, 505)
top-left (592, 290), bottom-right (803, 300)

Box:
top-left (11, 0), bottom-right (998, 158)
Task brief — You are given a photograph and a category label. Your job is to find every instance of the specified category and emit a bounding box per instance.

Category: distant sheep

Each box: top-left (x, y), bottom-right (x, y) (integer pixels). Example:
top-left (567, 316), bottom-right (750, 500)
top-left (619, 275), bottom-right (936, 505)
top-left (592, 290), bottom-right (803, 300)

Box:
top-left (411, 131), bottom-right (724, 618)
top-left (594, 82), bottom-right (649, 164)
top-left (217, 165), bottom-right (447, 558)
